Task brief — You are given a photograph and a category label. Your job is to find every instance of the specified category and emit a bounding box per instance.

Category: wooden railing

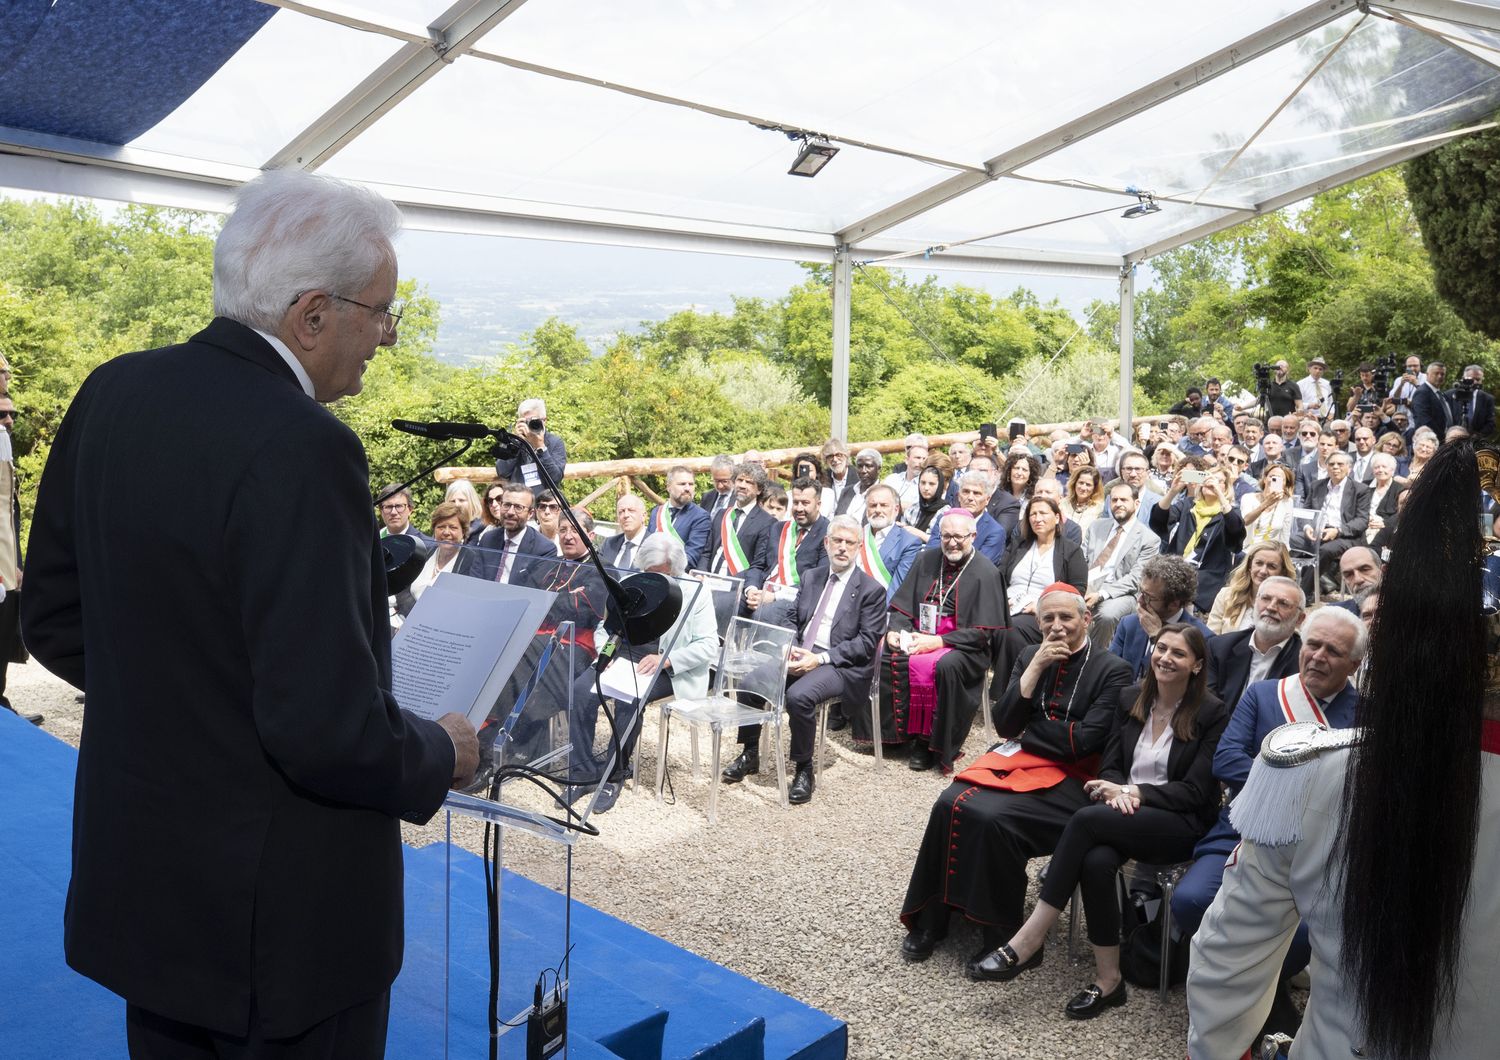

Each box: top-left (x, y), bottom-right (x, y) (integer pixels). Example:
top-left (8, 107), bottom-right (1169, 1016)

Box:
top-left (432, 415), bottom-right (1175, 508)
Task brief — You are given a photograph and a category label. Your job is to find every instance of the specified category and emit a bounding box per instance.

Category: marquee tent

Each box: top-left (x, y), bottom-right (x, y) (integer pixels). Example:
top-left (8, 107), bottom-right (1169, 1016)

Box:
top-left (4, 0), bottom-right (1500, 432)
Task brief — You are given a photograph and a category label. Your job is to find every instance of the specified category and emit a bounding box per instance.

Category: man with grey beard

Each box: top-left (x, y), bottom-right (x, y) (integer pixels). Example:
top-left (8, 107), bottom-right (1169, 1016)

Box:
top-left (1204, 575), bottom-right (1305, 713)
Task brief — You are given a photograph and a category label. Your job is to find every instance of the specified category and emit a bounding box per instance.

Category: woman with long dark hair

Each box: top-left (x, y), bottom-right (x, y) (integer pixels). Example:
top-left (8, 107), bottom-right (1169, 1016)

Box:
top-left (971, 623), bottom-right (1227, 1018)
top-left (1188, 439), bottom-right (1499, 1058)
top-left (901, 464), bottom-right (949, 543)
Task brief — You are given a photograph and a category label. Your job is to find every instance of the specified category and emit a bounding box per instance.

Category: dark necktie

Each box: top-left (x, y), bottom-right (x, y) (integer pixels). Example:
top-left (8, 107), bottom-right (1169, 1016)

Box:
top-left (493, 536), bottom-right (510, 582)
top-left (801, 573), bottom-right (839, 649)
top-left (620, 539), bottom-right (635, 568)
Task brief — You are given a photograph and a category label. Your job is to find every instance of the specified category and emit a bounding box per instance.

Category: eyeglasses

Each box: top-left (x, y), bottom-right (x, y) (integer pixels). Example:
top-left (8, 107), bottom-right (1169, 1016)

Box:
top-left (486, 495), bottom-right (505, 505)
top-left (497, 501), bottom-right (531, 512)
top-left (380, 502), bottom-right (408, 512)
top-left (537, 501), bottom-right (561, 511)
top-left (1300, 430), bottom-right (1318, 437)
top-left (334, 295), bottom-right (403, 332)
top-left (939, 532), bottom-right (976, 542)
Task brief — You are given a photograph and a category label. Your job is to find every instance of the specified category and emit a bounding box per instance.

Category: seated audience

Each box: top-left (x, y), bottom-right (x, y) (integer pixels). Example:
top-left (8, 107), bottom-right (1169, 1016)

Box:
top-left (393, 501), bottom-right (481, 623)
top-left (532, 489), bottom-right (564, 553)
top-left (870, 511), bottom-right (1006, 772)
top-left (901, 465), bottom-right (949, 542)
top-left (844, 448), bottom-right (884, 523)
top-left (377, 483), bottom-right (430, 543)
top-left (861, 484), bottom-right (923, 606)
top-left (1239, 462), bottom-right (1296, 548)
top-left (1151, 464), bottom-right (1246, 614)
top-left (1374, 429), bottom-right (1410, 476)
top-left (923, 470), bottom-right (1007, 565)
top-left (1205, 575), bottom-right (1304, 713)
top-left (1406, 427), bottom-right (1438, 480)
top-left (1205, 541), bottom-right (1296, 634)
top-left (566, 531), bottom-right (718, 812)
top-left (994, 448), bottom-right (1043, 536)
top-left (1171, 606), bottom-right (1364, 1037)
top-left (1001, 494), bottom-right (1088, 649)
top-left (1337, 544), bottom-right (1383, 598)
top-left (1364, 454), bottom-right (1403, 543)
top-left (968, 624), bottom-right (1227, 1020)
top-left (1107, 556), bottom-right (1213, 680)
top-left (1064, 466), bottom-right (1105, 530)
top-left (1084, 481), bottom-right (1160, 649)
top-left (647, 465), bottom-right (711, 571)
top-left (443, 478), bottom-right (487, 544)
top-left (898, 586), bottom-right (1131, 963)
top-left (1032, 477), bottom-right (1084, 546)
top-left (600, 493), bottom-right (648, 569)
top-left (746, 477), bottom-right (829, 626)
top-left (1300, 450), bottom-right (1371, 594)
top-left (722, 517), bottom-right (888, 804)
top-left (703, 463), bottom-right (778, 613)
top-left (476, 483), bottom-right (556, 582)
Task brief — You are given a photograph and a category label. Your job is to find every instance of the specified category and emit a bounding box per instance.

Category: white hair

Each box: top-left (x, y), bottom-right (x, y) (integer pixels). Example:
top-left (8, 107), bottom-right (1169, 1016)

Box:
top-left (827, 514), bottom-right (862, 538)
top-left (519, 398), bottom-right (547, 417)
top-left (637, 532), bottom-right (687, 577)
top-left (958, 469), bottom-right (994, 495)
top-left (1305, 605), bottom-right (1368, 661)
top-left (1257, 574), bottom-right (1306, 609)
top-left (213, 170), bottom-right (400, 332)
top-left (444, 478), bottom-right (482, 521)
top-left (1371, 452), bottom-right (1397, 473)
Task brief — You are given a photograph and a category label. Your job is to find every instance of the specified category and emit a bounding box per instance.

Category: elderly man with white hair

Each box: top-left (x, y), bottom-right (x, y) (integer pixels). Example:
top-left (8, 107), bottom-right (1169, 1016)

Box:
top-left (495, 395), bottom-right (568, 496)
top-left (869, 510), bottom-right (1006, 772)
top-left (898, 583), bottom-right (1132, 965)
top-left (23, 170), bottom-right (477, 1055)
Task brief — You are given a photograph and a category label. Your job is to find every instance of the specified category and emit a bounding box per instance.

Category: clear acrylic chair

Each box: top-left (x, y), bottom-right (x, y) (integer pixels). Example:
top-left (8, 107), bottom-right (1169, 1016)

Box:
top-left (1288, 507), bottom-right (1327, 604)
top-left (655, 616), bottom-right (795, 824)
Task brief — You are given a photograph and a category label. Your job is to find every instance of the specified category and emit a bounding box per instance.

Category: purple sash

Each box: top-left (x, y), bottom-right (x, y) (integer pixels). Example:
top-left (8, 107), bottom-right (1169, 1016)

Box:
top-left (904, 615), bottom-right (958, 737)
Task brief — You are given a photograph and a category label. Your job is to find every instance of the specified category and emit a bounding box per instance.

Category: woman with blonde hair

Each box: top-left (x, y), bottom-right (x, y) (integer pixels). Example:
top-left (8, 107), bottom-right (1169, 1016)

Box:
top-left (1204, 541), bottom-right (1296, 634)
top-left (443, 478), bottom-right (486, 543)
top-left (1064, 466), bottom-right (1105, 530)
top-left (1239, 462), bottom-right (1296, 547)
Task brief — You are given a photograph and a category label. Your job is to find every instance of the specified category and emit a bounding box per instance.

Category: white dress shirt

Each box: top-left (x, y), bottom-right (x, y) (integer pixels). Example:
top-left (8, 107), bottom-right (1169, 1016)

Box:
top-left (810, 568), bottom-right (851, 653)
top-left (1129, 712), bottom-right (1175, 786)
top-left (253, 329), bottom-right (316, 399)
top-left (1246, 632), bottom-right (1292, 687)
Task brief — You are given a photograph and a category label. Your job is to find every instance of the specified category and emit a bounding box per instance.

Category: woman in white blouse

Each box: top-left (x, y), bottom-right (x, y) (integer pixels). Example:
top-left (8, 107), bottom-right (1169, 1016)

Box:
top-left (969, 624), bottom-right (1229, 1019)
top-left (1239, 461), bottom-right (1296, 547)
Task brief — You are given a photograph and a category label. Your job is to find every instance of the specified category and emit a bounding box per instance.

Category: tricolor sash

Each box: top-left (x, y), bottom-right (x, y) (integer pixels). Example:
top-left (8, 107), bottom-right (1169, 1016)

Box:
top-left (775, 523), bottom-right (803, 586)
top-left (718, 509), bottom-right (749, 574)
top-left (651, 504), bottom-right (683, 544)
top-left (859, 526), bottom-right (893, 588)
top-left (1275, 674), bottom-right (1329, 725)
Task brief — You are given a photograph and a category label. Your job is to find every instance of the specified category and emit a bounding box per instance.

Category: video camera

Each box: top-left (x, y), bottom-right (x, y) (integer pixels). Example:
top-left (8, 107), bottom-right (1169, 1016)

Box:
top-left (1371, 354), bottom-right (1399, 397)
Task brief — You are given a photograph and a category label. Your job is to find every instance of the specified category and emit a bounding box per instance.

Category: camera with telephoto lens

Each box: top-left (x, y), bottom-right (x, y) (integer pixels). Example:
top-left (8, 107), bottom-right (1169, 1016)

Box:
top-left (526, 417), bottom-right (545, 432)
top-left (1455, 376), bottom-right (1479, 397)
top-left (1371, 354), bottom-right (1398, 396)
top-left (1252, 362), bottom-right (1271, 383)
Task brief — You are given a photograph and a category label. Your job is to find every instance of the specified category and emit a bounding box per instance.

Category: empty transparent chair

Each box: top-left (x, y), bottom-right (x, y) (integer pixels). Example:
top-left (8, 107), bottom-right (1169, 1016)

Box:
top-left (655, 616), bottom-right (794, 824)
top-left (691, 572), bottom-right (746, 642)
top-left (1287, 507), bottom-right (1327, 604)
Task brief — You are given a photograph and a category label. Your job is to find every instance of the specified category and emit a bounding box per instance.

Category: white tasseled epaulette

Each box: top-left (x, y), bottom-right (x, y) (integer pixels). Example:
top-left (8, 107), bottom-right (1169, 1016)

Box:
top-left (1228, 722), bottom-right (1360, 847)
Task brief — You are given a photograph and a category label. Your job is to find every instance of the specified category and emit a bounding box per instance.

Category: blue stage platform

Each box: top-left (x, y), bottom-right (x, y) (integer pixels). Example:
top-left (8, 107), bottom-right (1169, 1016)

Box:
top-left (0, 707), bottom-right (846, 1059)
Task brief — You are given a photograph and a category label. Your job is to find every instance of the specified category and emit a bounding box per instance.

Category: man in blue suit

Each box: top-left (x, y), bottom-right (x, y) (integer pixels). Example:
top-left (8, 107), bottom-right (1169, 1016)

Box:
top-left (475, 482), bottom-right (557, 581)
top-left (1106, 555), bottom-right (1212, 679)
top-left (1171, 606), bottom-right (1364, 1034)
top-left (746, 478), bottom-right (828, 626)
top-left (923, 470), bottom-right (1006, 564)
top-left (862, 484), bottom-right (922, 601)
top-left (647, 465), bottom-right (710, 571)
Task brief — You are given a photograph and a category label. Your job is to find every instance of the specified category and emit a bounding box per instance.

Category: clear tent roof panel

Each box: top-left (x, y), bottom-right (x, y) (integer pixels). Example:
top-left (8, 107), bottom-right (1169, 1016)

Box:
top-left (128, 10), bottom-right (405, 169)
top-left (876, 177), bottom-right (1239, 258)
top-left (476, 0), bottom-right (1307, 166)
top-left (1014, 15), bottom-right (1500, 211)
top-left (317, 48), bottom-right (956, 234)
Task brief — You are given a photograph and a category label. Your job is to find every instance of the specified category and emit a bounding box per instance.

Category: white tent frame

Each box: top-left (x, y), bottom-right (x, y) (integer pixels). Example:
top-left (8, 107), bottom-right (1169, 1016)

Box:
top-left (3, 0), bottom-right (1499, 436)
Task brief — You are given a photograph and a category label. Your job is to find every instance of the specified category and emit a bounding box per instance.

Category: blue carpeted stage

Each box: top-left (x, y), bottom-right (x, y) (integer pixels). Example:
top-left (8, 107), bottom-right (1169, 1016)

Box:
top-left (0, 708), bottom-right (846, 1058)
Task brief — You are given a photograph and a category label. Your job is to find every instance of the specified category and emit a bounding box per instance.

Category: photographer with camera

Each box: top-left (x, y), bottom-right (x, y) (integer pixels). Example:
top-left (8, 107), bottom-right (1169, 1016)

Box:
top-left (1447, 364), bottom-right (1495, 439)
top-left (1388, 354), bottom-right (1423, 417)
top-left (1262, 360), bottom-right (1301, 418)
top-left (495, 397), bottom-right (568, 497)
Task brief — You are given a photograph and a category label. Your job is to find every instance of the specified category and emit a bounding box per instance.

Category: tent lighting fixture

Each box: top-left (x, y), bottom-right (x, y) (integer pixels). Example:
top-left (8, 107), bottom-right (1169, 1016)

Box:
top-left (788, 134), bottom-right (838, 177)
top-left (1122, 186), bottom-right (1160, 219)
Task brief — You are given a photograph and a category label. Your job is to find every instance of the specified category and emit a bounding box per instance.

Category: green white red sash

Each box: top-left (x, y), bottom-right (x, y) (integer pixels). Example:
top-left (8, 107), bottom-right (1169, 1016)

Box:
top-left (775, 522), bottom-right (803, 586)
top-left (651, 504), bottom-right (683, 544)
top-left (1275, 674), bottom-right (1329, 725)
top-left (859, 526), bottom-right (893, 588)
top-left (719, 509), bottom-right (749, 574)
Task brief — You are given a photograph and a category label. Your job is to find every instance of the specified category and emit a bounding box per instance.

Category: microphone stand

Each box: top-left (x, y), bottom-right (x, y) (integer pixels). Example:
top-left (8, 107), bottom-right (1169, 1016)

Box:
top-left (374, 439), bottom-right (476, 511)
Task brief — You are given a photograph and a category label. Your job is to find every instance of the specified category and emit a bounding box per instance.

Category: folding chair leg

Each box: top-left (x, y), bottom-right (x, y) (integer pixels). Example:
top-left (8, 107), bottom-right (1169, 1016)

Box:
top-left (690, 726), bottom-right (700, 779)
top-left (869, 688), bottom-right (884, 771)
top-left (655, 707), bottom-right (670, 801)
top-left (708, 724), bottom-right (722, 826)
top-left (772, 719), bottom-right (789, 809)
top-left (1159, 873), bottom-right (1177, 1000)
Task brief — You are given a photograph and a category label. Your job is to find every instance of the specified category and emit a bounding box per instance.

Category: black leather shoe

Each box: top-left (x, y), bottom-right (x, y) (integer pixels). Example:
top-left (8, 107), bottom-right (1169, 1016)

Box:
top-left (788, 763), bottom-right (815, 805)
top-left (907, 744), bottom-right (935, 771)
top-left (826, 711), bottom-right (848, 732)
top-left (967, 943), bottom-right (1044, 982)
top-left (721, 748), bottom-right (759, 784)
top-left (1064, 979), bottom-right (1127, 1019)
top-left (900, 928), bottom-right (944, 962)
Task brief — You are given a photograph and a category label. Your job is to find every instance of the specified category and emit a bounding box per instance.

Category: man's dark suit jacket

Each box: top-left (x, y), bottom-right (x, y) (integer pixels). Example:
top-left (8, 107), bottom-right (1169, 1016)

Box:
top-left (647, 501), bottom-right (711, 571)
top-left (699, 487), bottom-right (734, 519)
top-left (474, 523), bottom-right (557, 580)
top-left (494, 428), bottom-right (567, 497)
top-left (786, 564), bottom-right (887, 708)
top-left (1099, 687), bottom-right (1230, 829)
top-left (1411, 381), bottom-right (1457, 436)
top-left (598, 530), bottom-right (645, 570)
top-left (20, 318), bottom-right (455, 1038)
top-left (1449, 386), bottom-right (1497, 438)
top-left (766, 515), bottom-right (829, 588)
top-left (1205, 629), bottom-right (1302, 720)
top-left (702, 504), bottom-right (777, 589)
top-left (1303, 476), bottom-right (1372, 539)
top-left (1107, 610), bottom-right (1215, 680)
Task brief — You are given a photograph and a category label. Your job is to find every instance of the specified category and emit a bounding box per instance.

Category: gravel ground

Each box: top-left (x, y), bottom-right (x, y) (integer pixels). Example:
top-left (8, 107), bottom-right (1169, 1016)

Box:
top-left (15, 660), bottom-right (1194, 1059)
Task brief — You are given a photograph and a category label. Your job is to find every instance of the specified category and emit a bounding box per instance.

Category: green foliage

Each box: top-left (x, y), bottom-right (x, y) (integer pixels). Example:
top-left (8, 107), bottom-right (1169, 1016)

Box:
top-left (1405, 122), bottom-right (1500, 341)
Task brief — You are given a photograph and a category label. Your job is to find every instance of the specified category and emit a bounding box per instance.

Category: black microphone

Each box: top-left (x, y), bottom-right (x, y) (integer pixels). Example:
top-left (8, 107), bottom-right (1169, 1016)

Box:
top-left (391, 419), bottom-right (494, 441)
